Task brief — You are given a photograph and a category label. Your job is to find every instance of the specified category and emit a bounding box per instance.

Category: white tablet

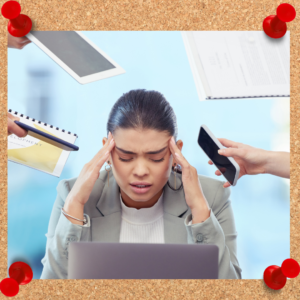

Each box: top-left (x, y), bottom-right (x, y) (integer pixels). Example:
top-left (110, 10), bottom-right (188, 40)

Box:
top-left (26, 31), bottom-right (125, 84)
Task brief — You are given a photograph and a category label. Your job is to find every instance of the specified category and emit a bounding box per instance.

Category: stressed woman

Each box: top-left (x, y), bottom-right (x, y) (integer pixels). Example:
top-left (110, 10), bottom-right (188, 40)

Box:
top-left (41, 90), bottom-right (242, 279)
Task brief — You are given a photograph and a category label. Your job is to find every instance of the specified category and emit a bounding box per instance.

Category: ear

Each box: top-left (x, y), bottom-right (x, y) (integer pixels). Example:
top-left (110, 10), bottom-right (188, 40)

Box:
top-left (172, 139), bottom-right (183, 166)
top-left (102, 137), bottom-right (107, 147)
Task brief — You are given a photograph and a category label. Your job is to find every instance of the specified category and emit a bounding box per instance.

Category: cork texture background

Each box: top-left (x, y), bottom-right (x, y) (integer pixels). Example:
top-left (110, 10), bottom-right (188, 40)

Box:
top-left (0, 0), bottom-right (299, 299)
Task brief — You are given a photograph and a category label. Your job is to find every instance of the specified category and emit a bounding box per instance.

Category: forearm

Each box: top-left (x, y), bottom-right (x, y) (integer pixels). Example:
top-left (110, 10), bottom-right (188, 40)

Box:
top-left (63, 195), bottom-right (85, 225)
top-left (191, 195), bottom-right (210, 224)
top-left (265, 151), bottom-right (290, 178)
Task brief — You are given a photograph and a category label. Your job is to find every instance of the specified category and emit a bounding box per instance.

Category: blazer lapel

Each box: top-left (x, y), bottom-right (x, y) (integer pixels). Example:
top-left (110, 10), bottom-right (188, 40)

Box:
top-left (90, 169), bottom-right (189, 244)
top-left (163, 171), bottom-right (189, 244)
top-left (91, 169), bottom-right (121, 242)
top-left (91, 212), bottom-right (121, 242)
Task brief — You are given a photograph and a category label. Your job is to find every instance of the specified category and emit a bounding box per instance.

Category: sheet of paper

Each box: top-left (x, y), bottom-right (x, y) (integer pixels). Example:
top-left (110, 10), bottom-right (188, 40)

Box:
top-left (192, 31), bottom-right (290, 99)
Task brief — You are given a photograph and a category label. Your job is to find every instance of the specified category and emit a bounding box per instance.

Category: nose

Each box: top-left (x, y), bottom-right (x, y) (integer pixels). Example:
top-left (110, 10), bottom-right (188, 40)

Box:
top-left (132, 160), bottom-right (150, 177)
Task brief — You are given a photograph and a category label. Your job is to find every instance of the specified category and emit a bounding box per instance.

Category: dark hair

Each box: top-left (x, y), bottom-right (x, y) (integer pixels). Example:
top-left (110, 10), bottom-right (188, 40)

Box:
top-left (107, 89), bottom-right (178, 141)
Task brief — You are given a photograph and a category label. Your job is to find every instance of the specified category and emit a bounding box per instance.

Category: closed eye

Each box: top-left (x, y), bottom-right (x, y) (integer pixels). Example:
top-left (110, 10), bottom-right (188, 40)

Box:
top-left (119, 157), bottom-right (165, 162)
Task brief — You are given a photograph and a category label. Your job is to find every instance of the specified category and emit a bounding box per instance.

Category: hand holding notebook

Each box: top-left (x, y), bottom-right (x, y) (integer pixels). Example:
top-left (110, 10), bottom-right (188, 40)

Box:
top-left (14, 121), bottom-right (79, 151)
top-left (8, 110), bottom-right (79, 177)
top-left (7, 112), bottom-right (27, 138)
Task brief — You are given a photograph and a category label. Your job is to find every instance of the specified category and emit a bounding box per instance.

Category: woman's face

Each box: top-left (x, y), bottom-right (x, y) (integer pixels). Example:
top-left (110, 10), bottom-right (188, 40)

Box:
top-left (102, 128), bottom-right (183, 208)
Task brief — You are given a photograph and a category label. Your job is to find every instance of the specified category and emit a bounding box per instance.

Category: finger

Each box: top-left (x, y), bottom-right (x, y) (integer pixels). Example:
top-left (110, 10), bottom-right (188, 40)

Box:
top-left (92, 132), bottom-right (114, 162)
top-left (104, 132), bottom-right (115, 152)
top-left (7, 118), bottom-right (27, 137)
top-left (208, 160), bottom-right (213, 165)
top-left (19, 40), bottom-right (31, 49)
top-left (7, 112), bottom-right (19, 121)
top-left (18, 36), bottom-right (31, 43)
top-left (169, 137), bottom-right (189, 169)
top-left (215, 170), bottom-right (222, 176)
top-left (218, 147), bottom-right (246, 158)
top-left (223, 182), bottom-right (231, 188)
top-left (93, 150), bottom-right (110, 173)
top-left (218, 138), bottom-right (239, 149)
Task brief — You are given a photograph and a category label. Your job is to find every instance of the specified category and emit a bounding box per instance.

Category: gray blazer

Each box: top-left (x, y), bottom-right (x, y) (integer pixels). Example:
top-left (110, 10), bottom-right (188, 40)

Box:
top-left (40, 169), bottom-right (242, 279)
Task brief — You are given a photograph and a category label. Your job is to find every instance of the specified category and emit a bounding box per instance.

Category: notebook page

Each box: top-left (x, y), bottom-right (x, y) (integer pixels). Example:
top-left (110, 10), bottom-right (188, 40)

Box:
top-left (8, 112), bottom-right (77, 177)
top-left (181, 32), bottom-right (209, 101)
top-left (192, 31), bottom-right (290, 99)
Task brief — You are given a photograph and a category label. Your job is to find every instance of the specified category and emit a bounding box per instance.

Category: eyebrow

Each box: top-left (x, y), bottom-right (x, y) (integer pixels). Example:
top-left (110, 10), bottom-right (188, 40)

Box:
top-left (115, 146), bottom-right (168, 155)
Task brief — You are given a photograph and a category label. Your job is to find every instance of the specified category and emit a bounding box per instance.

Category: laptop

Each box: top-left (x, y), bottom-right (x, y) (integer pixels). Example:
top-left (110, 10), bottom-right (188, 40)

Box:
top-left (68, 242), bottom-right (219, 279)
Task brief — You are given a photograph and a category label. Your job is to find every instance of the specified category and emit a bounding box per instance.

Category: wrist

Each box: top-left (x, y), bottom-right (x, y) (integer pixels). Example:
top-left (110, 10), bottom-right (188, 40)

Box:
top-left (264, 151), bottom-right (290, 178)
top-left (191, 202), bottom-right (210, 224)
top-left (264, 150), bottom-right (279, 175)
top-left (65, 193), bottom-right (86, 207)
top-left (263, 150), bottom-right (274, 174)
top-left (64, 196), bottom-right (85, 212)
top-left (63, 197), bottom-right (85, 225)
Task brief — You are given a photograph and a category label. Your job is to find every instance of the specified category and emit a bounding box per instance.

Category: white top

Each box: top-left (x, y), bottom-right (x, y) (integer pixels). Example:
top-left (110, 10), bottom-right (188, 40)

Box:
top-left (63, 191), bottom-right (193, 234)
top-left (119, 192), bottom-right (165, 244)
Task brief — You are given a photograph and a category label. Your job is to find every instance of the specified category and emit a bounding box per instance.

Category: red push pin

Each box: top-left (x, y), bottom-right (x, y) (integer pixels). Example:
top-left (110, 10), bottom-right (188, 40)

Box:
top-left (264, 258), bottom-right (300, 290)
top-left (263, 3), bottom-right (296, 39)
top-left (0, 278), bottom-right (19, 297)
top-left (9, 262), bottom-right (33, 285)
top-left (1, 0), bottom-right (32, 37)
top-left (0, 262), bottom-right (33, 297)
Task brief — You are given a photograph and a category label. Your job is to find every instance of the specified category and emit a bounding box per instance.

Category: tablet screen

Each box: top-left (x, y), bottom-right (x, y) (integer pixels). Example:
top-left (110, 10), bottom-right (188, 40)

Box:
top-left (30, 31), bottom-right (116, 77)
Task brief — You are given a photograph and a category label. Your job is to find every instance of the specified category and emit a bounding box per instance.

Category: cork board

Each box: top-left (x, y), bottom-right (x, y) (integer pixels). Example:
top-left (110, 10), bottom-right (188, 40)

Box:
top-left (1, 0), bottom-right (299, 299)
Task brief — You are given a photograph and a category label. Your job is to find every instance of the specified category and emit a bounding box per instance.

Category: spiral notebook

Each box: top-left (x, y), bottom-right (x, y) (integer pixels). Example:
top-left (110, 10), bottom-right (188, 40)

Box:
top-left (8, 110), bottom-right (78, 177)
top-left (182, 31), bottom-right (290, 101)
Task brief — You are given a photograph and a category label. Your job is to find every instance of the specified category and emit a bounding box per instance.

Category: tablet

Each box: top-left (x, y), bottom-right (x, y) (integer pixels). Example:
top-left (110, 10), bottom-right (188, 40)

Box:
top-left (26, 31), bottom-right (126, 84)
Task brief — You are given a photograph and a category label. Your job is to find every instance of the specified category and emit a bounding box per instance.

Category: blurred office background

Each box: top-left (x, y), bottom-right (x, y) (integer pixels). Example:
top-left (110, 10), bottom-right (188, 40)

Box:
top-left (8, 31), bottom-right (289, 279)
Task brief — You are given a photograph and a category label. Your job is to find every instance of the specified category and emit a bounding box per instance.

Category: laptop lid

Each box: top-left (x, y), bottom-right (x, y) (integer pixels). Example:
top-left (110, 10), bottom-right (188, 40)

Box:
top-left (68, 242), bottom-right (219, 279)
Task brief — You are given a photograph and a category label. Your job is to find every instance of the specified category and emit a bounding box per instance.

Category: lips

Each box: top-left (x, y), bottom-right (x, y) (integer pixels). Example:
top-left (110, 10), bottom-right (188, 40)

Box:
top-left (130, 182), bottom-right (152, 187)
top-left (130, 184), bottom-right (152, 194)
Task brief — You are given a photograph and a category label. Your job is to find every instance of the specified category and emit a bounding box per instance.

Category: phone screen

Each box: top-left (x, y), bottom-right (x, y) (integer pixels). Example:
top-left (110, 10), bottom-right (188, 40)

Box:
top-left (198, 127), bottom-right (236, 185)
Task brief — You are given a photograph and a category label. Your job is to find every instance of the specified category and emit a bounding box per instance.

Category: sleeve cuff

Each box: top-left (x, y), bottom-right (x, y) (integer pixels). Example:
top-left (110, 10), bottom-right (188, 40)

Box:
top-left (61, 213), bottom-right (91, 227)
top-left (184, 209), bottom-right (225, 244)
top-left (185, 209), bottom-right (211, 226)
top-left (54, 212), bottom-right (91, 258)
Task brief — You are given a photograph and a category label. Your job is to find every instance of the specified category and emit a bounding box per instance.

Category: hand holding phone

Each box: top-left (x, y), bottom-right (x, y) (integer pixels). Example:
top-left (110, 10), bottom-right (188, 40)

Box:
top-left (208, 138), bottom-right (289, 187)
top-left (198, 125), bottom-right (240, 186)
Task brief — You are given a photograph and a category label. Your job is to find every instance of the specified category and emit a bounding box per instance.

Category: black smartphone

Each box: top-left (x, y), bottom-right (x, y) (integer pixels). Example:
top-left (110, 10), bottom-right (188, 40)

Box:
top-left (197, 125), bottom-right (240, 186)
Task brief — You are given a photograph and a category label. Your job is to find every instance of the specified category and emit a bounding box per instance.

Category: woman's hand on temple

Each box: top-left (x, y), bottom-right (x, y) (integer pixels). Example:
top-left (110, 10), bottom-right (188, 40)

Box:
top-left (169, 137), bottom-right (210, 224)
top-left (66, 132), bottom-right (115, 206)
top-left (209, 138), bottom-right (290, 188)
top-left (63, 132), bottom-right (115, 224)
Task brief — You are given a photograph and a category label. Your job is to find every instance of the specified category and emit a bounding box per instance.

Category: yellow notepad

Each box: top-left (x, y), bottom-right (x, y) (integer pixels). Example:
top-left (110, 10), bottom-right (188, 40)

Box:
top-left (8, 110), bottom-right (78, 177)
